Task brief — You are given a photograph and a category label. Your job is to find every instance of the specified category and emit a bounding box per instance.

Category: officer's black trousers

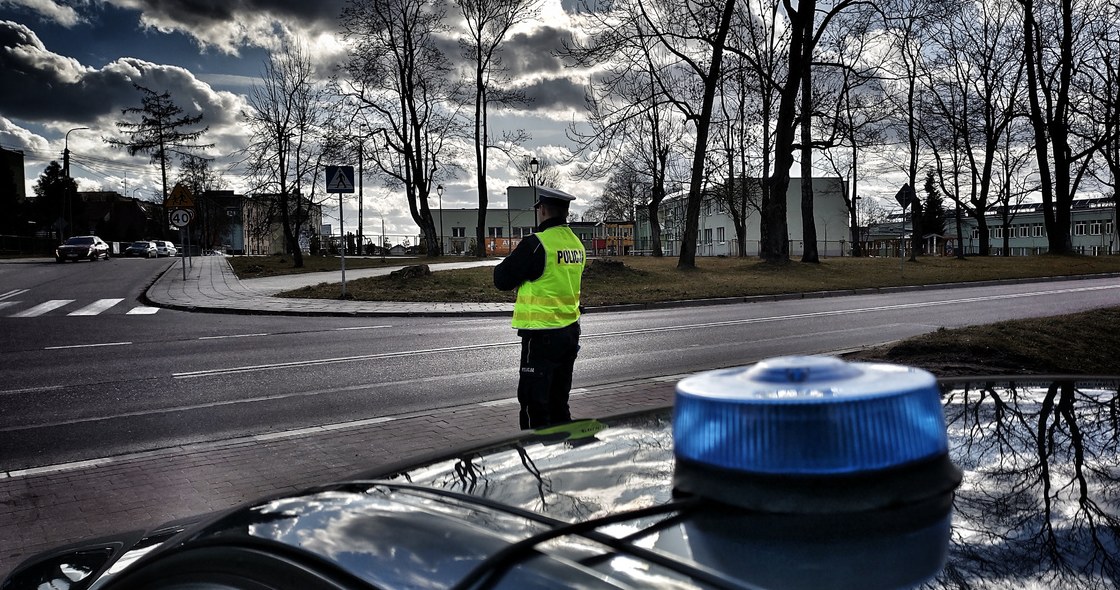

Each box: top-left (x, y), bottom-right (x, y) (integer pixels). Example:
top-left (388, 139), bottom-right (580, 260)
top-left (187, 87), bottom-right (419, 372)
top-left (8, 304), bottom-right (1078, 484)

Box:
top-left (517, 322), bottom-right (581, 429)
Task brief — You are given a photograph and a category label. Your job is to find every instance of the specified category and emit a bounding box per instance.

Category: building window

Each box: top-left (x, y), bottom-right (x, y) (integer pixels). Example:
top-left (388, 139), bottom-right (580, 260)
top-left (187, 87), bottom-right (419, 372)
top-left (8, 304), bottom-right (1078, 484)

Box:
top-left (1074, 222), bottom-right (1086, 236)
top-left (716, 227), bottom-right (725, 242)
top-left (1017, 225), bottom-right (1029, 238)
top-left (452, 227), bottom-right (465, 238)
top-left (1090, 221), bottom-right (1102, 235)
top-left (517, 226), bottom-right (533, 237)
top-left (488, 227), bottom-right (503, 238)
top-left (1032, 224), bottom-right (1044, 237)
top-left (704, 228), bottom-right (713, 244)
top-left (1106, 221), bottom-right (1114, 236)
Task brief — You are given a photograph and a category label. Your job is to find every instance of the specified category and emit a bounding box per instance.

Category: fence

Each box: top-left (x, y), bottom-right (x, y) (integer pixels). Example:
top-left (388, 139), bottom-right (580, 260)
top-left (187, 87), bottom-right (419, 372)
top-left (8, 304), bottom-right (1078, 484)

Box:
top-left (0, 235), bottom-right (58, 256)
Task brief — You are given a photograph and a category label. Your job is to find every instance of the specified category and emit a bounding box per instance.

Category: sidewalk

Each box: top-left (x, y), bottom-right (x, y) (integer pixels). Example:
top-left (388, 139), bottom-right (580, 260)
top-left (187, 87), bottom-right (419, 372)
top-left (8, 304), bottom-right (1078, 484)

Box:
top-left (144, 254), bottom-right (513, 316)
top-left (0, 255), bottom-right (680, 578)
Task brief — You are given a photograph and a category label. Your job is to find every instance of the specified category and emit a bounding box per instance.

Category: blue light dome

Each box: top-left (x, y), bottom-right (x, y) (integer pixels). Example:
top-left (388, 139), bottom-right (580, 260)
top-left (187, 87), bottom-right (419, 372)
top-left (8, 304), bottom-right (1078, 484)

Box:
top-left (673, 356), bottom-right (947, 476)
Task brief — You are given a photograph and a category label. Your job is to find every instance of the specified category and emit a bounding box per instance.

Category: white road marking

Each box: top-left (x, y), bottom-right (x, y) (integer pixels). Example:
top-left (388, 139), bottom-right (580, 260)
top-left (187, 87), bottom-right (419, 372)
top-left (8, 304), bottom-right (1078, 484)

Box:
top-left (44, 341), bottom-right (132, 350)
top-left (10, 300), bottom-right (74, 317)
top-left (198, 333), bottom-right (270, 340)
top-left (126, 306), bottom-right (160, 315)
top-left (0, 385), bottom-right (65, 397)
top-left (334, 325), bottom-right (392, 331)
top-left (0, 289), bottom-right (28, 300)
top-left (68, 298), bottom-right (124, 316)
top-left (0, 301), bottom-right (18, 311)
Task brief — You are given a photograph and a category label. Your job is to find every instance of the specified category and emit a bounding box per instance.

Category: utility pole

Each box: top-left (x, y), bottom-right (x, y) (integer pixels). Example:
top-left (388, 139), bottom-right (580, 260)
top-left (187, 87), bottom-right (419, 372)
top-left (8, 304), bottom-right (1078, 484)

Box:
top-left (62, 127), bottom-right (89, 240)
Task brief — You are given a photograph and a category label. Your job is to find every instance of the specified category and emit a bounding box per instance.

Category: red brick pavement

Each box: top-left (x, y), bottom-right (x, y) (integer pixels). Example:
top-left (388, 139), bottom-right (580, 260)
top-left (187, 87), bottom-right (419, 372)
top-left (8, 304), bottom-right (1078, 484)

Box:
top-left (0, 377), bottom-right (679, 579)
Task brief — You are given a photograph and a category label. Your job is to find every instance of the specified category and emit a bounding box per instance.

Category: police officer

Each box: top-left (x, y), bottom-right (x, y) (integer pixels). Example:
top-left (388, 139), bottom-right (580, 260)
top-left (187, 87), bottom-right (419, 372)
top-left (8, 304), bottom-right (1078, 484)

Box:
top-left (494, 187), bottom-right (586, 429)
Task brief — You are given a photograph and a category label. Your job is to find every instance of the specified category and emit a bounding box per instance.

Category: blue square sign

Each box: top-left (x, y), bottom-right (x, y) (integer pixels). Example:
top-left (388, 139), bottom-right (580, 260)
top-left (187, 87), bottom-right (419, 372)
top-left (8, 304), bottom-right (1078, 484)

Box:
top-left (326, 165), bottom-right (355, 193)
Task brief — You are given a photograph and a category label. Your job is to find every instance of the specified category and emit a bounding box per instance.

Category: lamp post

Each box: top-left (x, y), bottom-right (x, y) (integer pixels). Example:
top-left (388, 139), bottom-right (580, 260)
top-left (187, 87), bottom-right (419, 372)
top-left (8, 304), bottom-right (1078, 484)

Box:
top-left (853, 195), bottom-right (862, 257)
top-left (527, 157), bottom-right (540, 255)
top-left (436, 184), bottom-right (444, 256)
top-left (358, 124), bottom-right (366, 256)
top-left (62, 127), bottom-right (89, 241)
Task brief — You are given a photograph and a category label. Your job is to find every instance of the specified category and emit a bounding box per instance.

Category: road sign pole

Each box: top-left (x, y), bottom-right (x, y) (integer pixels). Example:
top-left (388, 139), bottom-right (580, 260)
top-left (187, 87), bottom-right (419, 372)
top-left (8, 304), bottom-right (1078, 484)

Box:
top-left (182, 227), bottom-right (187, 280)
top-left (340, 192), bottom-right (346, 298)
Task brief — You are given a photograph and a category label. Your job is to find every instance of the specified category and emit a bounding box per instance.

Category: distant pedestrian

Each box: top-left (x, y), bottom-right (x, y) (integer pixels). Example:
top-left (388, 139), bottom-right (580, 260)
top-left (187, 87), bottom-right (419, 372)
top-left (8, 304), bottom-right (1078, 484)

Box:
top-left (494, 187), bottom-right (586, 429)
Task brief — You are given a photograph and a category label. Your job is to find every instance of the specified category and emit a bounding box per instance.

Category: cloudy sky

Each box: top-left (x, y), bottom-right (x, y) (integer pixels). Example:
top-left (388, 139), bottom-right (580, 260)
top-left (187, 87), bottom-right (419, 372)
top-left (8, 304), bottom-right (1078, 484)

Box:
top-left (0, 0), bottom-right (596, 237)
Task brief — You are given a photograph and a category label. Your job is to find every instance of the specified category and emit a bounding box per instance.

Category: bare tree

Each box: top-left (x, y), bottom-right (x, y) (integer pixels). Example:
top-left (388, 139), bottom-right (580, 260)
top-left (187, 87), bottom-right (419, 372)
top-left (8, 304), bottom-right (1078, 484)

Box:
top-left (586, 166), bottom-right (649, 222)
top-left (758, 0), bottom-right (862, 264)
top-left (876, 0), bottom-right (947, 260)
top-left (920, 0), bottom-right (1025, 257)
top-left (457, 0), bottom-right (539, 257)
top-left (816, 4), bottom-right (889, 257)
top-left (107, 85), bottom-right (212, 203)
top-left (341, 0), bottom-right (465, 258)
top-left (176, 155), bottom-right (228, 251)
top-left (239, 41), bottom-right (334, 268)
top-left (1018, 0), bottom-right (1101, 254)
top-left (564, 0), bottom-right (738, 269)
top-left (562, 0), bottom-right (692, 259)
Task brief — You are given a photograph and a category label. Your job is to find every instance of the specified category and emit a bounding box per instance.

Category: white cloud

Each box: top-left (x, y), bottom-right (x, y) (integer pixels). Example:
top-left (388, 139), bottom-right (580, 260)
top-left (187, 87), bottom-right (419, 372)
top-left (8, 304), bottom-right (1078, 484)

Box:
top-left (2, 0), bottom-right (85, 27)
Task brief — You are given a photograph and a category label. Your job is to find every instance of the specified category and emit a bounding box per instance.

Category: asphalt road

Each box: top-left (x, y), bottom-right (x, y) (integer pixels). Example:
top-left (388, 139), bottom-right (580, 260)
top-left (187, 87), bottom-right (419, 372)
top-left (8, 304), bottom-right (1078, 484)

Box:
top-left (3, 258), bottom-right (1120, 472)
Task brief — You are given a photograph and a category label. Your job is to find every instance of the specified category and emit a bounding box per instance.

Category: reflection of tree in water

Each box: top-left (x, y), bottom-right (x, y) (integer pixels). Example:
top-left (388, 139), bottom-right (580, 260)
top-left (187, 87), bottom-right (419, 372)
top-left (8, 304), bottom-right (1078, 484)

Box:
top-left (931, 380), bottom-right (1120, 589)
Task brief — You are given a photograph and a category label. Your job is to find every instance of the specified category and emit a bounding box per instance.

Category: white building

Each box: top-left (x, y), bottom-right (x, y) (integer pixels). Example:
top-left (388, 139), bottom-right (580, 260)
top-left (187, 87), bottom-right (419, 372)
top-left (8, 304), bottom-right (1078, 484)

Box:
top-left (635, 177), bottom-right (850, 257)
top-left (868, 197), bottom-right (1118, 257)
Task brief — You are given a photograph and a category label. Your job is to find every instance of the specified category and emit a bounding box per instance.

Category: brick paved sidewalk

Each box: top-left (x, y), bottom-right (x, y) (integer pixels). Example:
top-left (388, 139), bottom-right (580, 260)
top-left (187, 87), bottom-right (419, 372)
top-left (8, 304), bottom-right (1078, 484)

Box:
top-left (0, 376), bottom-right (679, 578)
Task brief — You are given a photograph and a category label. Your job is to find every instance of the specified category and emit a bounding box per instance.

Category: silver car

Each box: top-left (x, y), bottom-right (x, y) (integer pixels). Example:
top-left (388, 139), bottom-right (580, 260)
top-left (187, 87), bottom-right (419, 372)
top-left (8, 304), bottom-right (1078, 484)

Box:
top-left (153, 240), bottom-right (178, 257)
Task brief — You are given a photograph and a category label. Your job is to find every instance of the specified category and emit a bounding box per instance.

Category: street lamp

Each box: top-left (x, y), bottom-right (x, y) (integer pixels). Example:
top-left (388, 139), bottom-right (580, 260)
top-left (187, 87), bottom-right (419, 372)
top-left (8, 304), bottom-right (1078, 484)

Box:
top-left (62, 127), bottom-right (89, 241)
top-left (358, 123), bottom-right (366, 256)
top-left (436, 184), bottom-right (444, 256)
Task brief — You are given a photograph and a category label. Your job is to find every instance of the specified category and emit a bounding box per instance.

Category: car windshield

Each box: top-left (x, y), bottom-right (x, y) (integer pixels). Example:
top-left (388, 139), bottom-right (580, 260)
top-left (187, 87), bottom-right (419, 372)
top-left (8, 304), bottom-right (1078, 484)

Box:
top-left (65, 237), bottom-right (94, 245)
top-left (133, 242), bottom-right (150, 246)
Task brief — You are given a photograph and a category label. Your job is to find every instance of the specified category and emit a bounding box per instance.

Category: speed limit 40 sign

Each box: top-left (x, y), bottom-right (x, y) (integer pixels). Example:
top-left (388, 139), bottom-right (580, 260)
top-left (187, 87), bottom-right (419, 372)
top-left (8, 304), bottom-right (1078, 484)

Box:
top-left (169, 208), bottom-right (194, 228)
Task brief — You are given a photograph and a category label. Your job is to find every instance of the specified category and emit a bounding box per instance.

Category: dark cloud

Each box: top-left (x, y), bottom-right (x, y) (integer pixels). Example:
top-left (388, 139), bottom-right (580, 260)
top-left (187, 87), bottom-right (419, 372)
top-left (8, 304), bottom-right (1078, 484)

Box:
top-left (135, 0), bottom-right (341, 23)
top-left (0, 20), bottom-right (239, 126)
top-left (117, 0), bottom-right (344, 50)
top-left (523, 76), bottom-right (586, 113)
top-left (504, 26), bottom-right (572, 78)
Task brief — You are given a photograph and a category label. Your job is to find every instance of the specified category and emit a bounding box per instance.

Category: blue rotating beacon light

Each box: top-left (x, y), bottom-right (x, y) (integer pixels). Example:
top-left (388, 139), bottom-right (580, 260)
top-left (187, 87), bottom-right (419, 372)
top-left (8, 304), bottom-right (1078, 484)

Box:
top-left (673, 356), bottom-right (961, 589)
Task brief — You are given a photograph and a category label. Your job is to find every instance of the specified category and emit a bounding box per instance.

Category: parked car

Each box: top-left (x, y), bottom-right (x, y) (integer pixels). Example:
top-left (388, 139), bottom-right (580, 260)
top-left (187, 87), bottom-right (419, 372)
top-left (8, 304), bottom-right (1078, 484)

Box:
top-left (54, 235), bottom-right (110, 262)
top-left (153, 240), bottom-right (178, 257)
top-left (124, 241), bottom-right (158, 258)
top-left (2, 357), bottom-right (1116, 590)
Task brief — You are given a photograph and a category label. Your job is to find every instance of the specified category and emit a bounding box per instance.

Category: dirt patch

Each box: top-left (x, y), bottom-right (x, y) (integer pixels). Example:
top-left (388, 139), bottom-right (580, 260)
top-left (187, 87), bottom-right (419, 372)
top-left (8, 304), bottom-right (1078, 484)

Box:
top-left (584, 258), bottom-right (647, 279)
top-left (388, 264), bottom-right (431, 280)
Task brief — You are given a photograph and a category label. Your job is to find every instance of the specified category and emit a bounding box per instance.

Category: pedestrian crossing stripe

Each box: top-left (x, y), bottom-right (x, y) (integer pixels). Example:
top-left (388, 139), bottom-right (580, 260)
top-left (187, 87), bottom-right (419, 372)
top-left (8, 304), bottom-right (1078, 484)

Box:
top-left (5, 299), bottom-right (162, 317)
top-left (68, 298), bottom-right (125, 316)
top-left (11, 300), bottom-right (74, 317)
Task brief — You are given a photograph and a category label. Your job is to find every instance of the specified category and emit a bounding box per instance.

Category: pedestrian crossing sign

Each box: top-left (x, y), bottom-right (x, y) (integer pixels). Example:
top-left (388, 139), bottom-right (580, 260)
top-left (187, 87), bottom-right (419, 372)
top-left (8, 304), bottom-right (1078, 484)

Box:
top-left (326, 165), bottom-right (355, 193)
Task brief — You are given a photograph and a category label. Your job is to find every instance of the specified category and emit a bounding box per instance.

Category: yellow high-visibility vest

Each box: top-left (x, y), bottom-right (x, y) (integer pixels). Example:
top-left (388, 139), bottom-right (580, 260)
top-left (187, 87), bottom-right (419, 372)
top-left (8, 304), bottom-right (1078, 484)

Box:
top-left (512, 226), bottom-right (585, 329)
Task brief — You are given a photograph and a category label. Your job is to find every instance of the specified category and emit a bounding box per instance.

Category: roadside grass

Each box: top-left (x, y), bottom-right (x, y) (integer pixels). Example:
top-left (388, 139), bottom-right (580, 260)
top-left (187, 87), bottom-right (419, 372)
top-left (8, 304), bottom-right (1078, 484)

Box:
top-left (840, 306), bottom-right (1120, 376)
top-left (260, 253), bottom-right (1120, 307)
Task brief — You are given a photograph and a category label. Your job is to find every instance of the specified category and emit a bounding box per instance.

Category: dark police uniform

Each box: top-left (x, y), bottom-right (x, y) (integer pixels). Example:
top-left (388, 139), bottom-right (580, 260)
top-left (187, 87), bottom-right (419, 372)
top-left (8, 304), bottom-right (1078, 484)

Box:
top-left (494, 202), bottom-right (585, 429)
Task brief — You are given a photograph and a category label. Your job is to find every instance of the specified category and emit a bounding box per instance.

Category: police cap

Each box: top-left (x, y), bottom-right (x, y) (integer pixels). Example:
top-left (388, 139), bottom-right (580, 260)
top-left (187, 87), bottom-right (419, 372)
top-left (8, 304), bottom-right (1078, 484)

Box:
top-left (533, 187), bottom-right (578, 207)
